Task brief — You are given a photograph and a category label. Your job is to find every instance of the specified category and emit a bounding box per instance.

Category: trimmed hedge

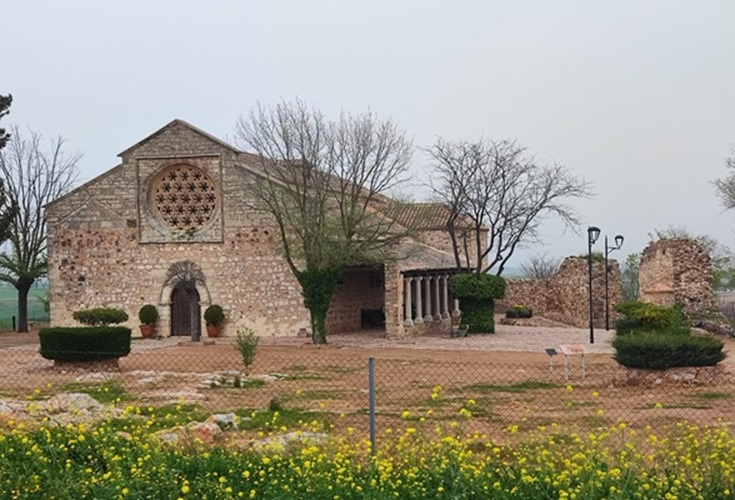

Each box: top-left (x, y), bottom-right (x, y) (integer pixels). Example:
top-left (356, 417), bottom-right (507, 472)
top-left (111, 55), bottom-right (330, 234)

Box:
top-left (449, 273), bottom-right (506, 300)
top-left (72, 308), bottom-right (129, 326)
top-left (39, 327), bottom-right (132, 362)
top-left (448, 273), bottom-right (506, 334)
top-left (612, 332), bottom-right (725, 369)
top-left (459, 297), bottom-right (496, 333)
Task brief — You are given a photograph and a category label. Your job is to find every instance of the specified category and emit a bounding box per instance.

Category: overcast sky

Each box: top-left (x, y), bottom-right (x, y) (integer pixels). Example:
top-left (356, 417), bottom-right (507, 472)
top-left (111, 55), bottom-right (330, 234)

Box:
top-left (3, 1), bottom-right (734, 267)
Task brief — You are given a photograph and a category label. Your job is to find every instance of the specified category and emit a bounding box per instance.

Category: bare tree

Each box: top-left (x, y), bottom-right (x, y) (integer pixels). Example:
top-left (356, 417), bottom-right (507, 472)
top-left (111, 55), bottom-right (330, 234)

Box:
top-left (235, 100), bottom-right (413, 343)
top-left (0, 126), bottom-right (80, 331)
top-left (519, 253), bottom-right (561, 280)
top-left (714, 146), bottom-right (735, 210)
top-left (428, 137), bottom-right (594, 276)
top-left (621, 252), bottom-right (640, 301)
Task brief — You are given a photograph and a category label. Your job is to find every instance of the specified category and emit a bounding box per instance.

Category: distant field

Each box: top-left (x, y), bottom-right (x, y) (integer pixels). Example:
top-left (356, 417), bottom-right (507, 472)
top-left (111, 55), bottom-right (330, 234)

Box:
top-left (0, 288), bottom-right (49, 330)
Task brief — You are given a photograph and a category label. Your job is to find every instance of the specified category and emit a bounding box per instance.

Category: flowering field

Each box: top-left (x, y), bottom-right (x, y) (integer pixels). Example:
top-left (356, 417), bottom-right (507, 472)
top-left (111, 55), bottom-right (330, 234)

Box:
top-left (1, 401), bottom-right (735, 499)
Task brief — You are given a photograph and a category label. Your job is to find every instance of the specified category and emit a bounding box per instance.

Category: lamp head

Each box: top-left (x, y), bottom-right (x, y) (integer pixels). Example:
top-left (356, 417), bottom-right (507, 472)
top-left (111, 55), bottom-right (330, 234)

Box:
top-left (587, 226), bottom-right (601, 244)
top-left (614, 234), bottom-right (624, 249)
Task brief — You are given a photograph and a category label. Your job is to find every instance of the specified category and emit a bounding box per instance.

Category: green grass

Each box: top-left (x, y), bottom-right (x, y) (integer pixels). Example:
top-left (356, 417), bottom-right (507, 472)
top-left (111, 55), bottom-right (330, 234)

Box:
top-left (61, 380), bottom-right (130, 404)
top-left (0, 287), bottom-right (49, 330)
top-left (463, 381), bottom-right (562, 393)
top-left (693, 391), bottom-right (730, 400)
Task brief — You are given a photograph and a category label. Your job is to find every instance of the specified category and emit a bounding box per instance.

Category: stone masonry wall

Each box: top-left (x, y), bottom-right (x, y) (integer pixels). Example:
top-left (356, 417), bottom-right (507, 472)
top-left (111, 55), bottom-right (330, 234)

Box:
top-left (639, 238), bottom-right (716, 316)
top-left (47, 122), bottom-right (312, 338)
top-left (326, 268), bottom-right (385, 333)
top-left (498, 256), bottom-right (622, 329)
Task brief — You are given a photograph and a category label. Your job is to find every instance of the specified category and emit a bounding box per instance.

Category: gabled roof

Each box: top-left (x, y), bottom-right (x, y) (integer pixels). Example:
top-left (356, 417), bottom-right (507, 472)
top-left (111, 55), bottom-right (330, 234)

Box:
top-left (117, 119), bottom-right (240, 157)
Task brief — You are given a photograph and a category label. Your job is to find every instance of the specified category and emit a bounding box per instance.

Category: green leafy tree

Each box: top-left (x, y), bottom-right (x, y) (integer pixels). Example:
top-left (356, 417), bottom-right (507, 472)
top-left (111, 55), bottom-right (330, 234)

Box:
top-left (0, 94), bottom-right (11, 150)
top-left (236, 100), bottom-right (413, 343)
top-left (0, 94), bottom-right (15, 245)
top-left (0, 126), bottom-right (80, 331)
top-left (621, 253), bottom-right (640, 301)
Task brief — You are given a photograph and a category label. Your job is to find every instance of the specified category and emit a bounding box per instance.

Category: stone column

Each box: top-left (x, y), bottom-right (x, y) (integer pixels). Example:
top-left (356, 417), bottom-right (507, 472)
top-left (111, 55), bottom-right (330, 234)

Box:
top-left (442, 275), bottom-right (450, 319)
top-left (423, 276), bottom-right (433, 322)
top-left (414, 277), bottom-right (424, 325)
top-left (403, 277), bottom-right (414, 327)
top-left (433, 276), bottom-right (441, 321)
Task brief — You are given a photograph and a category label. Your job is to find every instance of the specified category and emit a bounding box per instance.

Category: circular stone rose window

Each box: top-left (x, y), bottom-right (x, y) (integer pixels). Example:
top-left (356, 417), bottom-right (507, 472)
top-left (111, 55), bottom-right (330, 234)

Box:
top-left (150, 165), bottom-right (217, 231)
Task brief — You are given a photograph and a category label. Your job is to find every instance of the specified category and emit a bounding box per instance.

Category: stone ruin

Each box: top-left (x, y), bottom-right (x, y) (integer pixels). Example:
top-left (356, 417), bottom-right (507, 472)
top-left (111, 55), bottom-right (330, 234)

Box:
top-left (638, 238), bottom-right (717, 318)
top-left (498, 256), bottom-right (622, 329)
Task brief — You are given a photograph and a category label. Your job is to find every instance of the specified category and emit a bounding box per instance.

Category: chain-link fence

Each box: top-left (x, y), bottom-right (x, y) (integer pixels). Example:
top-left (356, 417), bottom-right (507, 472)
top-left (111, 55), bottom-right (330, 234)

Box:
top-left (1, 336), bottom-right (733, 441)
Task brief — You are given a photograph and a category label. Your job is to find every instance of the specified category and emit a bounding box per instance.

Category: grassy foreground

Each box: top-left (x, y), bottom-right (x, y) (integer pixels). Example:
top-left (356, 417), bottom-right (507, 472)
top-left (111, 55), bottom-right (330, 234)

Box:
top-left (1, 403), bottom-right (735, 499)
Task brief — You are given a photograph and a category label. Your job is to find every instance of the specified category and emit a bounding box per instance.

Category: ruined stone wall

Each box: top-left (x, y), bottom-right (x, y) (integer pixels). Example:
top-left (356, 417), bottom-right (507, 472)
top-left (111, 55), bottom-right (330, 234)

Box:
top-left (497, 256), bottom-right (622, 328)
top-left (639, 238), bottom-right (716, 316)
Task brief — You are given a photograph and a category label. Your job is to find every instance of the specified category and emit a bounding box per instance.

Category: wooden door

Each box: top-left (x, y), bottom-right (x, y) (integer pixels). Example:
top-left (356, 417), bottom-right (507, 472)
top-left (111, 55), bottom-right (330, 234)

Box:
top-left (170, 285), bottom-right (201, 339)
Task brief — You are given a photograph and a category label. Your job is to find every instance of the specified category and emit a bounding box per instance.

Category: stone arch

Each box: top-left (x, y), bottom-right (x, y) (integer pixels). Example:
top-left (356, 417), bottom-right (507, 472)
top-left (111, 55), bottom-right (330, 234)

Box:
top-left (158, 260), bottom-right (211, 306)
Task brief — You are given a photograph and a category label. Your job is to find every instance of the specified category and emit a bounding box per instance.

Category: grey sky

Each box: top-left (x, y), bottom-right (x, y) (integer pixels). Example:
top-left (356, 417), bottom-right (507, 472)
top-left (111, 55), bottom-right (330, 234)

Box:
top-left (4, 1), bottom-right (734, 266)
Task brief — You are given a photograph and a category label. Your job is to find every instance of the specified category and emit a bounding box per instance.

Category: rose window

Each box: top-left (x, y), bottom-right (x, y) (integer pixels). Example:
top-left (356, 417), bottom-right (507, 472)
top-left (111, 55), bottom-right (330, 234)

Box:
top-left (151, 165), bottom-right (217, 231)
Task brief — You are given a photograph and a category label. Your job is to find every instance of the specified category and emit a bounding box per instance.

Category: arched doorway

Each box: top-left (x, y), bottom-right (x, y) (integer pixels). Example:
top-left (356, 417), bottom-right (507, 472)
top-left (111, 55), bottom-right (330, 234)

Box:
top-left (171, 283), bottom-right (201, 340)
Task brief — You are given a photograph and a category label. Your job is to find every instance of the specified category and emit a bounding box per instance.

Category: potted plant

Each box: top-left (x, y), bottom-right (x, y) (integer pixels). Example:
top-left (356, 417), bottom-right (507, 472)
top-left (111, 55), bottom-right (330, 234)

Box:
top-left (204, 304), bottom-right (224, 337)
top-left (138, 304), bottom-right (158, 338)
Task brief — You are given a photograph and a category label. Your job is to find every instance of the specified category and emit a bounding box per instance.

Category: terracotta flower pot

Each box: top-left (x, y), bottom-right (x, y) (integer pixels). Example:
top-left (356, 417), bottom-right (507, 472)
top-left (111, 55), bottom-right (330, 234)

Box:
top-left (139, 325), bottom-right (156, 338)
top-left (206, 325), bottom-right (222, 338)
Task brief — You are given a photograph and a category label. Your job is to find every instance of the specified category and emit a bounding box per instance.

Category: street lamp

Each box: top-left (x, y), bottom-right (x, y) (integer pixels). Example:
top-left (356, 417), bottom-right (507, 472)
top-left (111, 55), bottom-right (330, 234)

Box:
top-left (604, 234), bottom-right (624, 331)
top-left (587, 226), bottom-right (601, 344)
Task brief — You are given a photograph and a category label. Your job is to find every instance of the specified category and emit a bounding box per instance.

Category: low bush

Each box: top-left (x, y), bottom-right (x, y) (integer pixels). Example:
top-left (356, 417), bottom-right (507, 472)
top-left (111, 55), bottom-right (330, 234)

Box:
top-left (39, 327), bottom-right (132, 362)
top-left (506, 305), bottom-right (532, 319)
top-left (614, 301), bottom-right (688, 335)
top-left (612, 332), bottom-right (725, 369)
top-left (72, 307), bottom-right (129, 326)
top-left (235, 328), bottom-right (259, 375)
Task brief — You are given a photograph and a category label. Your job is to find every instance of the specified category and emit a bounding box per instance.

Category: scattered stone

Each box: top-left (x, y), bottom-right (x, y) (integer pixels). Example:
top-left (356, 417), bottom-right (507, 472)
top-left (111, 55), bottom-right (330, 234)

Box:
top-left (44, 393), bottom-right (103, 414)
top-left (251, 431), bottom-right (328, 452)
top-left (207, 413), bottom-right (238, 430)
top-left (187, 421), bottom-right (223, 444)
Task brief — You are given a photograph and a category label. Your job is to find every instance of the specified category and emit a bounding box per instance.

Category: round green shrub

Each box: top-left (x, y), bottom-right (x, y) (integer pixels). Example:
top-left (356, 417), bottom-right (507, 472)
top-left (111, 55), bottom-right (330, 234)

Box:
top-left (39, 326), bottom-right (132, 362)
top-left (449, 273), bottom-right (506, 300)
top-left (138, 304), bottom-right (159, 326)
top-left (612, 332), bottom-right (725, 369)
top-left (72, 307), bottom-right (129, 326)
top-left (204, 304), bottom-right (225, 326)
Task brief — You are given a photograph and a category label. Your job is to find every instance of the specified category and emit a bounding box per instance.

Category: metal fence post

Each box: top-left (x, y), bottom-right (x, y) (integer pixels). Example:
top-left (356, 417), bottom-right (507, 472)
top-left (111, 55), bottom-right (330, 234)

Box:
top-left (368, 357), bottom-right (376, 456)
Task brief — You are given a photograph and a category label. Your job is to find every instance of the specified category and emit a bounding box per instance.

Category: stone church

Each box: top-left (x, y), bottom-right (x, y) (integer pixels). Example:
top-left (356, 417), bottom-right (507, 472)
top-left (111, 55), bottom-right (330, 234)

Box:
top-left (46, 120), bottom-right (469, 339)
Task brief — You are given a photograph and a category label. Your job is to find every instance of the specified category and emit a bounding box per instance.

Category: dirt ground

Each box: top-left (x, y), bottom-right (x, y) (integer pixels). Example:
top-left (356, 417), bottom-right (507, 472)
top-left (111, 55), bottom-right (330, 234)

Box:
top-left (2, 318), bottom-right (735, 435)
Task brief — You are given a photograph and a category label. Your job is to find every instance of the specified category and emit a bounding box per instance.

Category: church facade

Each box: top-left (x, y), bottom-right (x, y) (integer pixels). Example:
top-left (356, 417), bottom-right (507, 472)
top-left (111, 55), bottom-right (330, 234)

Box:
top-left (46, 120), bottom-right (468, 339)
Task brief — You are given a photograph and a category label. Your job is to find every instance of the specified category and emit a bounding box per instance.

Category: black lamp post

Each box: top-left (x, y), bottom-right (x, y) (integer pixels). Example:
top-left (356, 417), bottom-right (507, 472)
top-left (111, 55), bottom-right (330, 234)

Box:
top-left (604, 234), bottom-right (624, 331)
top-left (587, 226), bottom-right (601, 344)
